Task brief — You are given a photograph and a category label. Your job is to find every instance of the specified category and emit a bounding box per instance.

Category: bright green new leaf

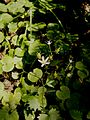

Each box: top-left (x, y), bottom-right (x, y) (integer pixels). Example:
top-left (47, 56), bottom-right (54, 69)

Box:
top-left (38, 114), bottom-right (49, 120)
top-left (56, 86), bottom-right (70, 100)
top-left (2, 55), bottom-right (14, 72)
top-left (0, 32), bottom-right (4, 43)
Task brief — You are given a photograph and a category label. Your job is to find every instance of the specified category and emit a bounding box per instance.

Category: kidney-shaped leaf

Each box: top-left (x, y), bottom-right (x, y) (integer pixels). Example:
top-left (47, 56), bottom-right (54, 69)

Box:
top-left (56, 86), bottom-right (70, 100)
top-left (2, 55), bottom-right (14, 72)
top-left (28, 68), bottom-right (43, 82)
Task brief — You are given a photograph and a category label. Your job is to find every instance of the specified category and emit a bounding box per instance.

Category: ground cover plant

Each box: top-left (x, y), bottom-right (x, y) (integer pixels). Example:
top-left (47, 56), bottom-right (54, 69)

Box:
top-left (0, 0), bottom-right (90, 119)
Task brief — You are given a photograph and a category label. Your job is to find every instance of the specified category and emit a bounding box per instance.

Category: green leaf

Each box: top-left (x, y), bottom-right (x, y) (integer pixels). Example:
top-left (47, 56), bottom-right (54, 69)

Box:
top-left (33, 68), bottom-right (43, 79)
top-left (87, 111), bottom-right (90, 119)
top-left (9, 110), bottom-right (19, 120)
top-left (0, 13), bottom-right (13, 24)
top-left (12, 72), bottom-right (19, 79)
top-left (25, 114), bottom-right (35, 120)
top-left (0, 82), bottom-right (4, 100)
top-left (8, 22), bottom-right (18, 33)
top-left (39, 95), bottom-right (47, 108)
top-left (46, 79), bottom-right (55, 88)
top-left (14, 57), bottom-right (23, 69)
top-left (38, 114), bottom-right (49, 120)
top-left (70, 110), bottom-right (82, 120)
top-left (28, 72), bottom-right (39, 82)
top-left (2, 55), bottom-right (14, 72)
top-left (38, 86), bottom-right (47, 95)
top-left (28, 96), bottom-right (41, 111)
top-left (0, 82), bottom-right (4, 91)
top-left (28, 68), bottom-right (42, 82)
top-left (49, 108), bottom-right (61, 120)
top-left (28, 40), bottom-right (40, 55)
top-left (56, 86), bottom-right (70, 100)
top-left (0, 109), bottom-right (9, 120)
top-left (0, 32), bottom-right (4, 43)
top-left (0, 62), bottom-right (3, 74)
top-left (0, 3), bottom-right (7, 12)
top-left (75, 61), bottom-right (86, 70)
top-left (15, 47), bottom-right (24, 57)
top-left (77, 70), bottom-right (87, 79)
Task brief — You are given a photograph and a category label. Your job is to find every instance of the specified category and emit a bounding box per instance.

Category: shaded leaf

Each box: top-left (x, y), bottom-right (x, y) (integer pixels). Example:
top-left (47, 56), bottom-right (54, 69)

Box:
top-left (56, 86), bottom-right (70, 100)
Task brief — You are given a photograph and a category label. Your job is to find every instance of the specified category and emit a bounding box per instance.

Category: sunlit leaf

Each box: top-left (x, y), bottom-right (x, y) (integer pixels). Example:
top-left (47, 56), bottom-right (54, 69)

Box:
top-left (33, 68), bottom-right (43, 79)
top-left (28, 40), bottom-right (40, 55)
top-left (38, 114), bottom-right (49, 120)
top-left (2, 55), bottom-right (14, 72)
top-left (28, 72), bottom-right (39, 82)
top-left (28, 96), bottom-right (41, 111)
top-left (0, 82), bottom-right (4, 91)
top-left (49, 108), bottom-right (61, 120)
top-left (28, 68), bottom-right (42, 82)
top-left (0, 32), bottom-right (4, 43)
top-left (0, 3), bottom-right (7, 12)
top-left (15, 47), bottom-right (24, 57)
top-left (0, 62), bottom-right (3, 74)
top-left (12, 72), bottom-right (19, 79)
top-left (14, 57), bottom-right (23, 69)
top-left (0, 13), bottom-right (13, 24)
top-left (8, 22), bottom-right (18, 33)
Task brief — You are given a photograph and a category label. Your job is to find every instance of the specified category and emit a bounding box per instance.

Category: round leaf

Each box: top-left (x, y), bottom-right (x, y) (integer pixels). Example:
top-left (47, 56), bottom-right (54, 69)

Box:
top-left (2, 55), bottom-right (14, 72)
top-left (28, 72), bottom-right (39, 82)
top-left (33, 68), bottom-right (43, 79)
